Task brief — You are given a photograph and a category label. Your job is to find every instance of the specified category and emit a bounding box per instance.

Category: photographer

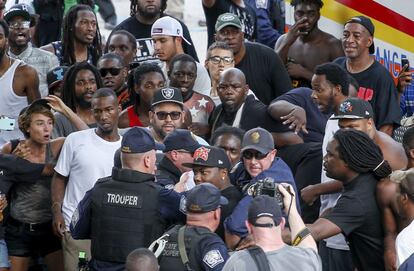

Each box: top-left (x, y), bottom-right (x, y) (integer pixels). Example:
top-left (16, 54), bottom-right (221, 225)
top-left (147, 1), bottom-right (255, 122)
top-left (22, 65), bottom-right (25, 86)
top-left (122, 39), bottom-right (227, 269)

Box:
top-left (224, 128), bottom-right (300, 249)
top-left (223, 190), bottom-right (321, 271)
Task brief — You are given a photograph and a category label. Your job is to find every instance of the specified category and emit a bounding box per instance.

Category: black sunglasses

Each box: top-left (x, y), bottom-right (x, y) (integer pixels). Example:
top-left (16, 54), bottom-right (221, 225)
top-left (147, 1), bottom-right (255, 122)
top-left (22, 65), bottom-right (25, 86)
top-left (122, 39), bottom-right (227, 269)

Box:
top-left (154, 111), bottom-right (182, 120)
top-left (242, 151), bottom-right (268, 160)
top-left (99, 67), bottom-right (121, 77)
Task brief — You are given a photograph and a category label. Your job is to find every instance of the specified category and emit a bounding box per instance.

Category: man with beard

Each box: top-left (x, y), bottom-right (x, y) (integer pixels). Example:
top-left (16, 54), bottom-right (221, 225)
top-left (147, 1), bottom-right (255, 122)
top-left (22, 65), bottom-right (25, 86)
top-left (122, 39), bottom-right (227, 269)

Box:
top-left (111, 0), bottom-right (198, 63)
top-left (0, 19), bottom-right (40, 147)
top-left (52, 62), bottom-right (104, 138)
top-left (168, 54), bottom-right (215, 137)
top-left (41, 4), bottom-right (102, 66)
top-left (209, 68), bottom-right (301, 147)
top-left (214, 13), bottom-right (292, 105)
top-left (149, 87), bottom-right (208, 145)
top-left (51, 88), bottom-right (122, 270)
top-left (4, 3), bottom-right (59, 97)
top-left (275, 0), bottom-right (343, 88)
top-left (97, 53), bottom-right (129, 109)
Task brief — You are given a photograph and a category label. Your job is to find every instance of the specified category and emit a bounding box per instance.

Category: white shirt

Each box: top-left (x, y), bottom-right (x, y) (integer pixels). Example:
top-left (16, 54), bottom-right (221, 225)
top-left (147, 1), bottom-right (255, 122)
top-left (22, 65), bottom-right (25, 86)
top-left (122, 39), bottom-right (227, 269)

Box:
top-left (54, 129), bottom-right (121, 230)
top-left (396, 219), bottom-right (414, 267)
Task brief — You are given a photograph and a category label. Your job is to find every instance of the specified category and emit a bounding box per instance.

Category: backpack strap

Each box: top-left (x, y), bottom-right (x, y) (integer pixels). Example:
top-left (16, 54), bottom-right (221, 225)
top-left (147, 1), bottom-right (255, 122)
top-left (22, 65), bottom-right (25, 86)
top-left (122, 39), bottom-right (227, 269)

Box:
top-left (10, 139), bottom-right (20, 153)
top-left (247, 246), bottom-right (271, 271)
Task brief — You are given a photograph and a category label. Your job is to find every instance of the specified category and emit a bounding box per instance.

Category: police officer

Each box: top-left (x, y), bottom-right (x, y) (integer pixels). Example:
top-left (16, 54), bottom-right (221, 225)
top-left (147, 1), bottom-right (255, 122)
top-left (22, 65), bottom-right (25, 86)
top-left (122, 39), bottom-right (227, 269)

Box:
top-left (70, 127), bottom-right (186, 271)
top-left (156, 129), bottom-right (200, 189)
top-left (158, 183), bottom-right (230, 271)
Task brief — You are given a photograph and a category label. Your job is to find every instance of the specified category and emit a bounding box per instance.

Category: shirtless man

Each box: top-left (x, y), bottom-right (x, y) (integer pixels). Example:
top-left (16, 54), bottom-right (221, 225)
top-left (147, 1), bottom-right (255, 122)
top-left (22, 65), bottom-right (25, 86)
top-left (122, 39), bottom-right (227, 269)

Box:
top-left (275, 0), bottom-right (343, 88)
top-left (0, 19), bottom-right (40, 147)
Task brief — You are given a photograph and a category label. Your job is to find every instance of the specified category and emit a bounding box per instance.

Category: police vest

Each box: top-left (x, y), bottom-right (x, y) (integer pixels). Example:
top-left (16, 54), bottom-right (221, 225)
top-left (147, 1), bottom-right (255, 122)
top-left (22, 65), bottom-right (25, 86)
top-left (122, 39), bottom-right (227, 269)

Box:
top-left (90, 174), bottom-right (166, 263)
top-left (159, 225), bottom-right (218, 271)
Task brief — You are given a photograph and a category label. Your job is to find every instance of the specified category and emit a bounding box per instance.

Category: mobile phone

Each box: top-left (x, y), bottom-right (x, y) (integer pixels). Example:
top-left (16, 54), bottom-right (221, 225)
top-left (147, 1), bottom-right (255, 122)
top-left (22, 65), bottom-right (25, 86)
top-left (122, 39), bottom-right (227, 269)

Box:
top-left (0, 117), bottom-right (16, 131)
top-left (402, 58), bottom-right (410, 72)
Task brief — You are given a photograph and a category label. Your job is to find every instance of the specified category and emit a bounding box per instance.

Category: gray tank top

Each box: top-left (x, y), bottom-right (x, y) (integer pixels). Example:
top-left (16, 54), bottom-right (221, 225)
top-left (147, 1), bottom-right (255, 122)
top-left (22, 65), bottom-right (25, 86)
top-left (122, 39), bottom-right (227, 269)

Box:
top-left (10, 142), bottom-right (56, 223)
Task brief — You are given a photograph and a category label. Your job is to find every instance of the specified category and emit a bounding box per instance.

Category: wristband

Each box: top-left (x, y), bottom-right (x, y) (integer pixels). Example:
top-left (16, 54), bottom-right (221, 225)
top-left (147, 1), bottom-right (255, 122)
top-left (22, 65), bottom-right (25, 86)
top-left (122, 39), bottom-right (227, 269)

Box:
top-left (292, 227), bottom-right (311, 246)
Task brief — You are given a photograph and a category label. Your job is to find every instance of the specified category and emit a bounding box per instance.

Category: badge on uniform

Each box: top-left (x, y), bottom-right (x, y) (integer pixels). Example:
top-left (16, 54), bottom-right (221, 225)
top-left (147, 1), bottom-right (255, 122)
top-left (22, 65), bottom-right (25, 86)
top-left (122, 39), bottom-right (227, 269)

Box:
top-left (256, 0), bottom-right (268, 9)
top-left (203, 250), bottom-right (224, 268)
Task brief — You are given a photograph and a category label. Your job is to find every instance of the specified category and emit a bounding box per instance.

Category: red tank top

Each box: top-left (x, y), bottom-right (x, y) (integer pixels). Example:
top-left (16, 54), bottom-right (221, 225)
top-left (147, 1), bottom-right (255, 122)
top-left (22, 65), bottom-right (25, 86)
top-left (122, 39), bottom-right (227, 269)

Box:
top-left (127, 106), bottom-right (143, 127)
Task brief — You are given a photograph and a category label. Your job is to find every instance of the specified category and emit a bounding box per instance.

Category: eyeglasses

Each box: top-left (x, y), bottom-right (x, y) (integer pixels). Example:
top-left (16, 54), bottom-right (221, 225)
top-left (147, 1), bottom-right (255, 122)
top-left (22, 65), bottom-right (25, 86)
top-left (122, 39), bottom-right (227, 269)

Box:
top-left (99, 68), bottom-right (121, 77)
top-left (208, 56), bottom-right (234, 65)
top-left (9, 21), bottom-right (30, 29)
top-left (153, 111), bottom-right (182, 120)
top-left (242, 151), bottom-right (268, 160)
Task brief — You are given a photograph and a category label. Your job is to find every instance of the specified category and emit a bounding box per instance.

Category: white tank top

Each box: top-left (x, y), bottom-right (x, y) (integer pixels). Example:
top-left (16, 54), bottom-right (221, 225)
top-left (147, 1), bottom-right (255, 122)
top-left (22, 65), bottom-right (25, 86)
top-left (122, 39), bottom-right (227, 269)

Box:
top-left (0, 59), bottom-right (28, 147)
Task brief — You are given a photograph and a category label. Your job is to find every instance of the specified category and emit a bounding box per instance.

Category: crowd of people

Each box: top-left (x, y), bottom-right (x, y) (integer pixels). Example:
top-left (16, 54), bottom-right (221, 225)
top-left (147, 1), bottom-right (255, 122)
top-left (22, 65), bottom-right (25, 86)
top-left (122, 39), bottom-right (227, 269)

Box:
top-left (0, 0), bottom-right (413, 270)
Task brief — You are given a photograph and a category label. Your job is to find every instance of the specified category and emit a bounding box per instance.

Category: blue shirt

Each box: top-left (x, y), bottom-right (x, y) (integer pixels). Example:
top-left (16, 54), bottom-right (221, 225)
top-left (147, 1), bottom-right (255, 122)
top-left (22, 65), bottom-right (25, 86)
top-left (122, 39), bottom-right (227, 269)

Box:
top-left (400, 83), bottom-right (414, 117)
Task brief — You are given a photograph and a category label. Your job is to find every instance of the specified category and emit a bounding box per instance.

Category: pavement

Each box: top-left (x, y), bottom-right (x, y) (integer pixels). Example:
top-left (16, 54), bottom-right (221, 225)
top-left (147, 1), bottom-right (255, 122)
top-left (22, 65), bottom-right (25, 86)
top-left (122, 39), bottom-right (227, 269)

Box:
top-left (98, 0), bottom-right (208, 62)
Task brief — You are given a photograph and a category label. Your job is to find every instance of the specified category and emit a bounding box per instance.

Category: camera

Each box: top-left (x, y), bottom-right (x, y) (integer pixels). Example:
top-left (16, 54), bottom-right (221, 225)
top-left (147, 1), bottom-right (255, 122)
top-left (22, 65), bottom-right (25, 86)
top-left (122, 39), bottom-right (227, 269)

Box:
top-left (246, 177), bottom-right (285, 209)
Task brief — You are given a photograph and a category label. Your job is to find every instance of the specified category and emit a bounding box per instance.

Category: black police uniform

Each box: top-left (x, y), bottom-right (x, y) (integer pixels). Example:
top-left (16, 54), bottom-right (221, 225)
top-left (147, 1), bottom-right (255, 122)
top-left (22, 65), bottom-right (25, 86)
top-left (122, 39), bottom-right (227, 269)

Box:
top-left (159, 225), bottom-right (229, 271)
top-left (156, 156), bottom-right (182, 189)
top-left (71, 167), bottom-right (186, 271)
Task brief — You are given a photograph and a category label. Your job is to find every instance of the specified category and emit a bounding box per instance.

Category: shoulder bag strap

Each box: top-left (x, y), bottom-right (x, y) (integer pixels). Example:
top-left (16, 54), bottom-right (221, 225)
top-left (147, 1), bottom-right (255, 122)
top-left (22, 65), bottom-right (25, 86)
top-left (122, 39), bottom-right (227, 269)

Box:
top-left (247, 246), bottom-right (271, 271)
top-left (178, 225), bottom-right (193, 271)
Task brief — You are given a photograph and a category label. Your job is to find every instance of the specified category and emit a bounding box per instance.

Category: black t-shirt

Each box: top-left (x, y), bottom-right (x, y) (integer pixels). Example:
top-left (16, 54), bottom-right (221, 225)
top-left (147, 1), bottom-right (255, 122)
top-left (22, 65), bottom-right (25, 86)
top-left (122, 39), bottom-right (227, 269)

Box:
top-left (209, 94), bottom-right (291, 134)
top-left (217, 185), bottom-right (242, 239)
top-left (334, 57), bottom-right (401, 128)
top-left (325, 173), bottom-right (384, 271)
top-left (111, 15), bottom-right (199, 62)
top-left (237, 42), bottom-right (292, 105)
top-left (273, 87), bottom-right (329, 143)
top-left (203, 0), bottom-right (257, 47)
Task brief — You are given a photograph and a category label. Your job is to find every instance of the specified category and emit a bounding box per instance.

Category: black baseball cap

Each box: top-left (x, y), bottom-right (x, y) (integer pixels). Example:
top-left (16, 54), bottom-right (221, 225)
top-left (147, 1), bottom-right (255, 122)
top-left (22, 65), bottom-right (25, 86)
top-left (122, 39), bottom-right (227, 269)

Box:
top-left (186, 183), bottom-right (228, 213)
top-left (151, 87), bottom-right (184, 108)
top-left (4, 3), bottom-right (37, 27)
top-left (121, 127), bottom-right (165, 153)
top-left (248, 195), bottom-right (283, 227)
top-left (215, 13), bottom-right (242, 32)
top-left (345, 16), bottom-right (375, 54)
top-left (19, 99), bottom-right (52, 117)
top-left (241, 127), bottom-right (274, 154)
top-left (47, 66), bottom-right (69, 88)
top-left (182, 146), bottom-right (231, 171)
top-left (331, 97), bottom-right (374, 120)
top-left (163, 129), bottom-right (200, 153)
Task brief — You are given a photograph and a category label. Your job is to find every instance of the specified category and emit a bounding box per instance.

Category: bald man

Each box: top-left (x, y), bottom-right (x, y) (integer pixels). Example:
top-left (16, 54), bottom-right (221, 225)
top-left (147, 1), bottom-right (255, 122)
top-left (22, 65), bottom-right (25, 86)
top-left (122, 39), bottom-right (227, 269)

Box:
top-left (126, 248), bottom-right (158, 271)
top-left (209, 68), bottom-right (302, 147)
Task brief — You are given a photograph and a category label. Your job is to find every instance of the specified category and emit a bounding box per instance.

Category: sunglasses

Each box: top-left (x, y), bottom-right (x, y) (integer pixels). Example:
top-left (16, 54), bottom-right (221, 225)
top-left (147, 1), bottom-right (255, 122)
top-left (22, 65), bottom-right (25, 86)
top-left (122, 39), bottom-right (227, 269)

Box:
top-left (99, 68), bottom-right (121, 77)
top-left (208, 56), bottom-right (234, 65)
top-left (242, 151), bottom-right (268, 160)
top-left (154, 111), bottom-right (182, 120)
top-left (9, 21), bottom-right (31, 29)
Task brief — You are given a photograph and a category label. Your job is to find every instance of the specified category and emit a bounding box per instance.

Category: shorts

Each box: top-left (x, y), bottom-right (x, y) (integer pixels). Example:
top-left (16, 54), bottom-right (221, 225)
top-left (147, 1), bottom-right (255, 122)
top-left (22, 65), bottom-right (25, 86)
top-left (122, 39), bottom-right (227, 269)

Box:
top-left (0, 239), bottom-right (10, 268)
top-left (5, 218), bottom-right (62, 257)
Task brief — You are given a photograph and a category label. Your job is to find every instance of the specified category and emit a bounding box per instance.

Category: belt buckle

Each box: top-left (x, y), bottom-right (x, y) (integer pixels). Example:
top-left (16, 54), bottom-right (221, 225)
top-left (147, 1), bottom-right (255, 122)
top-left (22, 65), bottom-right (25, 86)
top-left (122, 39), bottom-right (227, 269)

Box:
top-left (29, 223), bottom-right (35, 232)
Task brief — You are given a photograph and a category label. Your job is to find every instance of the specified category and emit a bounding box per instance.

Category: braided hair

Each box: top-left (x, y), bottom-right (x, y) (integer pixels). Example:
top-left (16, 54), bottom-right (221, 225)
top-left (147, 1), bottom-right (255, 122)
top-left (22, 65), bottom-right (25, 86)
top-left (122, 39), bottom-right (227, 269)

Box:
top-left (61, 4), bottom-right (102, 66)
top-left (61, 62), bottom-right (103, 112)
top-left (130, 0), bottom-right (167, 17)
top-left (333, 129), bottom-right (392, 179)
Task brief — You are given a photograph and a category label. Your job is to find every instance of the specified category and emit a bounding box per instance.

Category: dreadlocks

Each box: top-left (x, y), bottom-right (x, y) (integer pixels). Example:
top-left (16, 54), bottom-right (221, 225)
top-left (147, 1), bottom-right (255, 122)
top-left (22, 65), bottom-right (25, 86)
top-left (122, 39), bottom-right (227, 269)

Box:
top-left (333, 129), bottom-right (392, 179)
top-left (61, 4), bottom-right (102, 66)
top-left (130, 0), bottom-right (167, 17)
top-left (61, 62), bottom-right (103, 112)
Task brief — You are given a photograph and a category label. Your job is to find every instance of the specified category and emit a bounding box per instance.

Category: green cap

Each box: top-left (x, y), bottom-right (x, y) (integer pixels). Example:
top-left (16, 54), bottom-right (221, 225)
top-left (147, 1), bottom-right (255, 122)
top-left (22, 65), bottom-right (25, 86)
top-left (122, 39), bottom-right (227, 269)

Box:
top-left (215, 13), bottom-right (242, 32)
